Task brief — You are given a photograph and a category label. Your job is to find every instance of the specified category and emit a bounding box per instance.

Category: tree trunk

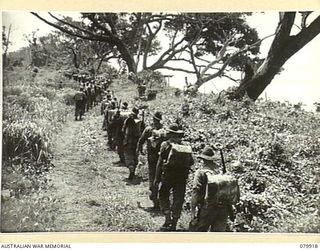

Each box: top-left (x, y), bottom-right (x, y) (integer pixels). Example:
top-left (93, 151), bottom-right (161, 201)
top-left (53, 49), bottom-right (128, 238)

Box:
top-left (242, 55), bottom-right (287, 100)
top-left (113, 39), bottom-right (137, 73)
top-left (233, 12), bottom-right (320, 101)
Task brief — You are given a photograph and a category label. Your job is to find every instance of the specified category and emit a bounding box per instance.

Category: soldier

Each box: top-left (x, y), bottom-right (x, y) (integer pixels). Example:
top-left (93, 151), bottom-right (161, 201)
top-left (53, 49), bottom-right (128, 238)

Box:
top-left (105, 100), bottom-right (117, 149)
top-left (122, 107), bottom-right (142, 180)
top-left (137, 111), bottom-right (164, 210)
top-left (181, 98), bottom-right (190, 117)
top-left (84, 82), bottom-right (92, 111)
top-left (74, 87), bottom-right (86, 121)
top-left (113, 102), bottom-right (130, 166)
top-left (101, 93), bottom-right (113, 130)
top-left (190, 146), bottom-right (239, 232)
top-left (154, 124), bottom-right (194, 231)
top-left (137, 83), bottom-right (147, 98)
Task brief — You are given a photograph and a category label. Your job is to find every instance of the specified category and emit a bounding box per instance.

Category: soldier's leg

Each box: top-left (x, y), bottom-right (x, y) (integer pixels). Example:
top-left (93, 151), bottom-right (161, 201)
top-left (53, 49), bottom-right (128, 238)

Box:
top-left (171, 180), bottom-right (187, 230)
top-left (209, 207), bottom-right (228, 232)
top-left (117, 142), bottom-right (125, 163)
top-left (86, 99), bottom-right (89, 111)
top-left (195, 207), bottom-right (212, 232)
top-left (75, 102), bottom-right (80, 121)
top-left (106, 125), bottom-right (113, 148)
top-left (148, 153), bottom-right (159, 208)
top-left (110, 126), bottom-right (116, 150)
top-left (124, 146), bottom-right (136, 180)
top-left (159, 179), bottom-right (173, 230)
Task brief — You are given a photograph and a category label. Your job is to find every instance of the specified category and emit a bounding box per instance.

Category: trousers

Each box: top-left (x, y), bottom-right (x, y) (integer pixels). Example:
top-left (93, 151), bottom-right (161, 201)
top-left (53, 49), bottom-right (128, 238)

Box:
top-left (195, 205), bottom-right (229, 232)
top-left (159, 175), bottom-right (187, 219)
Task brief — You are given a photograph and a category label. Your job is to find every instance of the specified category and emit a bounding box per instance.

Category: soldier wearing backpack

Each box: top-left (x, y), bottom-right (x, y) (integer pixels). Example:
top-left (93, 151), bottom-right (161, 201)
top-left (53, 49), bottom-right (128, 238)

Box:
top-left (136, 111), bottom-right (165, 210)
top-left (190, 146), bottom-right (239, 232)
top-left (113, 102), bottom-right (130, 166)
top-left (74, 87), bottom-right (86, 121)
top-left (122, 107), bottom-right (144, 180)
top-left (154, 124), bottom-right (194, 231)
top-left (105, 100), bottom-right (117, 149)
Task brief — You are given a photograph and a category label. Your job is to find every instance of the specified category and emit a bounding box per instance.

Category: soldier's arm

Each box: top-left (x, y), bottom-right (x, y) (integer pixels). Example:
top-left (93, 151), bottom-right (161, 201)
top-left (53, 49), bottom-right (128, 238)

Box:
top-left (154, 142), bottom-right (167, 185)
top-left (137, 126), bottom-right (151, 153)
top-left (191, 170), bottom-right (206, 218)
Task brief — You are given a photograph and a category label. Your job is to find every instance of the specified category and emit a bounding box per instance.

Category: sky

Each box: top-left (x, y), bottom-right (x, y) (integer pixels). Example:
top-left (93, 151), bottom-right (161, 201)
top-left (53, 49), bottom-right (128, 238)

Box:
top-left (2, 11), bottom-right (320, 111)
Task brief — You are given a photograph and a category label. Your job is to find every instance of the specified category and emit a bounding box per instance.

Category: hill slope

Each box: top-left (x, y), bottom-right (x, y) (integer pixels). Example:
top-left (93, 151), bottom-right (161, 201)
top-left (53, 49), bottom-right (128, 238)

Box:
top-left (1, 68), bottom-right (319, 233)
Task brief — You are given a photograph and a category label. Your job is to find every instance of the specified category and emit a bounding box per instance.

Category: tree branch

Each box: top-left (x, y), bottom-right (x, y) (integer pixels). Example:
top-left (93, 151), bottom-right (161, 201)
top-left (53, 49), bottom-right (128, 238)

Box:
top-left (157, 66), bottom-right (195, 74)
top-left (31, 12), bottom-right (107, 42)
top-left (286, 13), bottom-right (320, 56)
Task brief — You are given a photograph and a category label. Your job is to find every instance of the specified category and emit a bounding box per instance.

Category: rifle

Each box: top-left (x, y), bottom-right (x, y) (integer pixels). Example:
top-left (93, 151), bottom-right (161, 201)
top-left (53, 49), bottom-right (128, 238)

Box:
top-left (213, 143), bottom-right (226, 174)
top-left (220, 148), bottom-right (226, 174)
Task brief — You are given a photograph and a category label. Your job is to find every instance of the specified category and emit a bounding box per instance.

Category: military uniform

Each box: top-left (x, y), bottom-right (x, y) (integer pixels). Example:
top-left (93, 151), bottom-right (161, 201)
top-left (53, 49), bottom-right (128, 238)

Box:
top-left (105, 102), bottom-right (117, 149)
top-left (74, 90), bottom-right (86, 121)
top-left (190, 146), bottom-right (236, 232)
top-left (192, 168), bottom-right (230, 232)
top-left (122, 109), bottom-right (141, 179)
top-left (137, 121), bottom-right (163, 207)
top-left (155, 127), bottom-right (194, 231)
top-left (113, 109), bottom-right (129, 164)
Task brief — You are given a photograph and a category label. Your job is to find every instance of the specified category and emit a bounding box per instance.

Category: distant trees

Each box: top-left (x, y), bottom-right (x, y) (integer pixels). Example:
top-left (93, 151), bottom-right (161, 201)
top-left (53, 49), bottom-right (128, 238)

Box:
top-left (2, 24), bottom-right (12, 67)
top-left (31, 12), bottom-right (260, 81)
top-left (30, 11), bottom-right (320, 101)
top-left (161, 13), bottom-right (262, 91)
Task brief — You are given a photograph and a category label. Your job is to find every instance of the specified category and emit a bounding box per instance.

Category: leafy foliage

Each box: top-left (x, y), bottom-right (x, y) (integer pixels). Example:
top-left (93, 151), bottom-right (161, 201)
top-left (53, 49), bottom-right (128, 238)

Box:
top-left (146, 89), bottom-right (320, 233)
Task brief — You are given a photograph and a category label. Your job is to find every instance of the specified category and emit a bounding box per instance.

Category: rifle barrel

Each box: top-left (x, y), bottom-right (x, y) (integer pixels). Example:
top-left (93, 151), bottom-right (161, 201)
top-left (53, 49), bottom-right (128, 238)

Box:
top-left (220, 149), bottom-right (226, 174)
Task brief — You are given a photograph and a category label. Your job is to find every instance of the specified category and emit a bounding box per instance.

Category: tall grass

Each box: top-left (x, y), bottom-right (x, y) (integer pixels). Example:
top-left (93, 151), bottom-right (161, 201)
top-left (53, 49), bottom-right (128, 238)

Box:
top-left (1, 67), bottom-right (77, 232)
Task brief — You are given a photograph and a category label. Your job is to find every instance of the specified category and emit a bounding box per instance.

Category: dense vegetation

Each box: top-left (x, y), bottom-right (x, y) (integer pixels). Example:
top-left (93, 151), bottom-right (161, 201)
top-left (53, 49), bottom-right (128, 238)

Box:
top-left (1, 66), bottom-right (319, 233)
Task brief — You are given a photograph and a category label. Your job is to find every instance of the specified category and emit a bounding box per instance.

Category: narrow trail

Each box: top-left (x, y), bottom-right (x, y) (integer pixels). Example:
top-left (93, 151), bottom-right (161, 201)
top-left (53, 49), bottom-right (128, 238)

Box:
top-left (44, 105), bottom-right (166, 232)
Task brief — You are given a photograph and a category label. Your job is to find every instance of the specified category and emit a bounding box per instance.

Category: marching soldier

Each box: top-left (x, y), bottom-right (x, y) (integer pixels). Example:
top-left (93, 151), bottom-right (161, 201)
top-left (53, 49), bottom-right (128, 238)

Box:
top-left (122, 107), bottom-right (142, 180)
top-left (190, 146), bottom-right (239, 232)
top-left (137, 111), bottom-right (164, 210)
top-left (74, 87), bottom-right (86, 121)
top-left (105, 100), bottom-right (117, 149)
top-left (113, 102), bottom-right (130, 166)
top-left (154, 124), bottom-right (194, 231)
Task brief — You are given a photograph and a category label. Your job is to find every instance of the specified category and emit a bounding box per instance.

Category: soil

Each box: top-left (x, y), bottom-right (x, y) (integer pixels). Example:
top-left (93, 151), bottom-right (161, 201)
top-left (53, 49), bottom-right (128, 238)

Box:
top-left (43, 105), bottom-right (166, 232)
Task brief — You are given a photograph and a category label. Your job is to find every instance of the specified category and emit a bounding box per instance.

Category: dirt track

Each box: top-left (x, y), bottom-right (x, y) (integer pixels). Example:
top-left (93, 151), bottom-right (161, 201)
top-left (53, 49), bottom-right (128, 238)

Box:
top-left (45, 105), bottom-right (169, 232)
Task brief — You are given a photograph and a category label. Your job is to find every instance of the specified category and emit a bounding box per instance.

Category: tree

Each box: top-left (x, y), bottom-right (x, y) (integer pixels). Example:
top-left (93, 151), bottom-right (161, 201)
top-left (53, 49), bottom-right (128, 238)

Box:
top-left (230, 12), bottom-right (320, 101)
top-left (2, 24), bottom-right (12, 67)
top-left (31, 12), bottom-right (165, 73)
top-left (161, 13), bottom-right (262, 91)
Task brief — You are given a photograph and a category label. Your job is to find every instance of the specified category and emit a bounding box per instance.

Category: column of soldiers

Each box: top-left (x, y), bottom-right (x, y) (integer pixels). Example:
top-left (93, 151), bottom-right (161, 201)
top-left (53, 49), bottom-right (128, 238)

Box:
top-left (101, 90), bottom-right (240, 232)
top-left (74, 72), bottom-right (241, 232)
top-left (73, 74), bottom-right (111, 121)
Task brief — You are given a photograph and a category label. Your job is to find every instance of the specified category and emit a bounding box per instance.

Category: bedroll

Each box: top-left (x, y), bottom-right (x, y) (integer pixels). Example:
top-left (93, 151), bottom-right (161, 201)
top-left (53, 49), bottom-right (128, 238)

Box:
top-left (165, 143), bottom-right (193, 169)
top-left (205, 172), bottom-right (240, 206)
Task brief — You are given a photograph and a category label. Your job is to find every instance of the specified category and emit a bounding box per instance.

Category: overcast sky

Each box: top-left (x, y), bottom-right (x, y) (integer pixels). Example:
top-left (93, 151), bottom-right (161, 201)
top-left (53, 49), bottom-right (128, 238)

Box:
top-left (2, 11), bottom-right (320, 110)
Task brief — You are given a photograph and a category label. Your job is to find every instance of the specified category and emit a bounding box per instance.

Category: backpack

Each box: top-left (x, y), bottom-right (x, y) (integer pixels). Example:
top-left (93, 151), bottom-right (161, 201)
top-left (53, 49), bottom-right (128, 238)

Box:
top-left (124, 116), bottom-right (144, 139)
top-left (74, 91), bottom-right (85, 101)
top-left (204, 170), bottom-right (240, 206)
top-left (165, 143), bottom-right (193, 169)
top-left (148, 128), bottom-right (167, 151)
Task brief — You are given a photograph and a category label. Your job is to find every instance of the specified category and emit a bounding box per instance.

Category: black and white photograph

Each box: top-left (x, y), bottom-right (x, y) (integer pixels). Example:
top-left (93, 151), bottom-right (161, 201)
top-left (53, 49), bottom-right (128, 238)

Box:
top-left (1, 10), bottom-right (320, 235)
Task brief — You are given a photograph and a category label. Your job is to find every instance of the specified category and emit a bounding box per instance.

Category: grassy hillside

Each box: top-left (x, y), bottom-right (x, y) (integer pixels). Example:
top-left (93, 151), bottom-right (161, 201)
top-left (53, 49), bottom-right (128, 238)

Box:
top-left (139, 86), bottom-right (320, 233)
top-left (1, 67), bottom-right (319, 233)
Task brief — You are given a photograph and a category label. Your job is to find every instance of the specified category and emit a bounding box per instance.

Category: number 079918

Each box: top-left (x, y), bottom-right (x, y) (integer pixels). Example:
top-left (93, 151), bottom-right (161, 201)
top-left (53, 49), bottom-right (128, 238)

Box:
top-left (300, 244), bottom-right (319, 248)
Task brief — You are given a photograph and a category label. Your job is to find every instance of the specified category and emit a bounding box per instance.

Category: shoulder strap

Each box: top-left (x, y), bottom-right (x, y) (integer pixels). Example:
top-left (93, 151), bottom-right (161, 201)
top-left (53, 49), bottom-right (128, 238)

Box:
top-left (203, 169), bottom-right (217, 200)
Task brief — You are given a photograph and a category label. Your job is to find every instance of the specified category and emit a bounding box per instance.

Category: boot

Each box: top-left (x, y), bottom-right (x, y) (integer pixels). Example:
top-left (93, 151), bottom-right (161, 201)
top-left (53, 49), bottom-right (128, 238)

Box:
top-left (152, 200), bottom-right (160, 212)
top-left (160, 214), bottom-right (172, 231)
top-left (170, 217), bottom-right (179, 231)
top-left (128, 168), bottom-right (135, 180)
